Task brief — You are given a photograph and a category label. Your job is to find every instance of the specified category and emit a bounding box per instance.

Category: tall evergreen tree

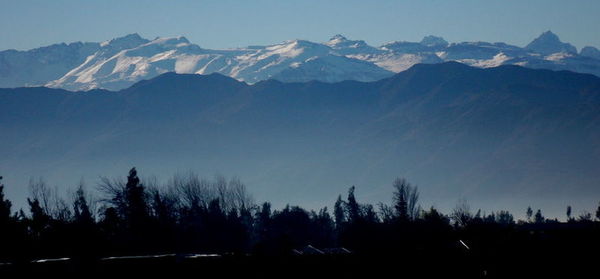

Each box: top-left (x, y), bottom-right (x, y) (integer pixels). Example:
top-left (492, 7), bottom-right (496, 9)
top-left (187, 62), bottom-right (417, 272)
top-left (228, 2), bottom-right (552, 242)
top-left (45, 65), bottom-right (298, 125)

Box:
top-left (333, 195), bottom-right (346, 227)
top-left (392, 178), bottom-right (419, 221)
top-left (73, 184), bottom-right (93, 225)
top-left (0, 176), bottom-right (12, 225)
top-left (534, 209), bottom-right (545, 223)
top-left (526, 206), bottom-right (533, 222)
top-left (346, 186), bottom-right (360, 224)
top-left (27, 197), bottom-right (50, 238)
top-left (123, 167), bottom-right (149, 230)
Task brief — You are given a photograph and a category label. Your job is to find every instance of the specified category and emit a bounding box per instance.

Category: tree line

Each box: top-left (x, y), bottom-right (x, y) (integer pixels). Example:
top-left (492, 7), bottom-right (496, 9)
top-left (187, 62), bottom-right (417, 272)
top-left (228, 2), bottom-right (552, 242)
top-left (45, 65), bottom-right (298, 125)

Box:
top-left (1, 168), bottom-right (600, 263)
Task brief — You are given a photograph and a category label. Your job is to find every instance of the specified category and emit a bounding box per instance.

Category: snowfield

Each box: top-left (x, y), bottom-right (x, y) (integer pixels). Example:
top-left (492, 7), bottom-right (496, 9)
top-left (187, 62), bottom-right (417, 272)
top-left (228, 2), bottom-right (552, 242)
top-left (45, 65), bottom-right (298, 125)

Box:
top-left (1, 31), bottom-right (600, 91)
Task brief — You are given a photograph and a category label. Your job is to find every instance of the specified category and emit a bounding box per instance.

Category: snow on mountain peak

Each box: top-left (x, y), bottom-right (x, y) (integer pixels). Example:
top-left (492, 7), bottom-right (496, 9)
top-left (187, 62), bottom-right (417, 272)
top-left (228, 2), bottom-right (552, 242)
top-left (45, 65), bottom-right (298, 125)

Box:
top-left (5, 31), bottom-right (600, 91)
top-left (326, 34), bottom-right (349, 46)
top-left (324, 35), bottom-right (381, 57)
top-left (146, 36), bottom-right (192, 48)
top-left (100, 33), bottom-right (149, 48)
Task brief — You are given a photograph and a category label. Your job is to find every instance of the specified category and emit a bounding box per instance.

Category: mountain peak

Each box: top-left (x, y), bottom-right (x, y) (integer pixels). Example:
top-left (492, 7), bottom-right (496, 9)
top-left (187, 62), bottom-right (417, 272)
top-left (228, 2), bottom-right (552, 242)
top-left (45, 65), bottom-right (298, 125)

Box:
top-left (420, 35), bottom-right (448, 47)
top-left (330, 34), bottom-right (347, 41)
top-left (539, 30), bottom-right (559, 40)
top-left (122, 33), bottom-right (143, 40)
top-left (525, 30), bottom-right (577, 54)
top-left (581, 46), bottom-right (600, 60)
top-left (145, 36), bottom-right (192, 48)
top-left (101, 33), bottom-right (149, 48)
top-left (325, 34), bottom-right (349, 46)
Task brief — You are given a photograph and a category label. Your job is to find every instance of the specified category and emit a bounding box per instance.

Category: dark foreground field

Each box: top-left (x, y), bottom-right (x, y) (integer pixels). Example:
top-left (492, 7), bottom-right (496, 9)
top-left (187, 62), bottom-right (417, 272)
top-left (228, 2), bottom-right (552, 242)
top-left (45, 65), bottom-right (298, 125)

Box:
top-left (0, 242), bottom-right (597, 279)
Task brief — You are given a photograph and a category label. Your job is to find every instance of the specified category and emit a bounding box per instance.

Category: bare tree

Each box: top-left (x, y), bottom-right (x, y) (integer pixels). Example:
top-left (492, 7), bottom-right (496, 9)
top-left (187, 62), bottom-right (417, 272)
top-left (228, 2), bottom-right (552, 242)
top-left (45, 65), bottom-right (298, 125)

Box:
top-left (171, 171), bottom-right (213, 209)
top-left (578, 211), bottom-right (592, 222)
top-left (451, 199), bottom-right (472, 227)
top-left (148, 184), bottom-right (179, 223)
top-left (29, 177), bottom-right (51, 215)
top-left (28, 177), bottom-right (71, 221)
top-left (169, 171), bottom-right (253, 215)
top-left (97, 176), bottom-right (126, 208)
top-left (378, 203), bottom-right (395, 224)
top-left (228, 177), bottom-right (254, 211)
top-left (50, 188), bottom-right (72, 222)
top-left (214, 174), bottom-right (230, 212)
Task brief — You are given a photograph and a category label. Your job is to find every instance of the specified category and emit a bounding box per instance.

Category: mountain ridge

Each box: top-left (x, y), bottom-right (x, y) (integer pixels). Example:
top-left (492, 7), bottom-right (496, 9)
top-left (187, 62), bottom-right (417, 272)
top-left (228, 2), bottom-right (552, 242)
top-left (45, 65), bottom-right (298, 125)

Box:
top-left (2, 62), bottom-right (600, 217)
top-left (2, 31), bottom-right (600, 91)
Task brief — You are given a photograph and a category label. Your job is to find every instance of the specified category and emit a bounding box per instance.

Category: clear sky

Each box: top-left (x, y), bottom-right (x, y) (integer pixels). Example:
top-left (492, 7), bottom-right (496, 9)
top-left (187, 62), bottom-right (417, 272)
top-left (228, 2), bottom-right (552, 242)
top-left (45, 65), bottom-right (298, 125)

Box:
top-left (1, 0), bottom-right (599, 51)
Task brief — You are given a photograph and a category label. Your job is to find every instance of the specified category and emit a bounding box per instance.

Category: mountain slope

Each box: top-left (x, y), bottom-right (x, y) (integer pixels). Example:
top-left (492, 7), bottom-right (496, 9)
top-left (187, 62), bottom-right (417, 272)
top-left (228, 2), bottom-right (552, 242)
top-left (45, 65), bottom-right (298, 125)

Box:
top-left (1, 63), bottom-right (600, 217)
top-left (2, 31), bottom-right (600, 91)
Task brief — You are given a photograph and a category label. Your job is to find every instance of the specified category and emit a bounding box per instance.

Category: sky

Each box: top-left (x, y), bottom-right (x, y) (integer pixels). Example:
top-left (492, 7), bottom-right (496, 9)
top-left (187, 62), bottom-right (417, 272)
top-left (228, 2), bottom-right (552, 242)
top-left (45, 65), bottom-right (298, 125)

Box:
top-left (1, 0), bottom-right (599, 51)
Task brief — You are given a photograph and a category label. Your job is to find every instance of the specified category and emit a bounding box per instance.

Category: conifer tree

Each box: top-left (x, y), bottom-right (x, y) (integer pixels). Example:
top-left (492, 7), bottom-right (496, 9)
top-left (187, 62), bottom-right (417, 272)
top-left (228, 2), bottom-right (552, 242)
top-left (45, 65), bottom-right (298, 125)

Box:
top-left (346, 186), bottom-right (360, 224)
top-left (0, 176), bottom-right (12, 225)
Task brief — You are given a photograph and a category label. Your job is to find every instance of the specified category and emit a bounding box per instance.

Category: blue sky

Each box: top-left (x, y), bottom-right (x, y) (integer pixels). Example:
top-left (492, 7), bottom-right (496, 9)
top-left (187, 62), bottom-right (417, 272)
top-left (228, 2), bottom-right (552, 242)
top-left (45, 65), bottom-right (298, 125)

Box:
top-left (1, 0), bottom-right (599, 51)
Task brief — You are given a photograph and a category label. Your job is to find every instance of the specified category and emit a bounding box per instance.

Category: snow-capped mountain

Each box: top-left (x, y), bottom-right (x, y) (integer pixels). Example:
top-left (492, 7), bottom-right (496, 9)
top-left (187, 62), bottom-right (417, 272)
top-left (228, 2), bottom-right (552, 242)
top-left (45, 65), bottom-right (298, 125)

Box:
top-left (43, 35), bottom-right (395, 90)
top-left (1, 31), bottom-right (600, 91)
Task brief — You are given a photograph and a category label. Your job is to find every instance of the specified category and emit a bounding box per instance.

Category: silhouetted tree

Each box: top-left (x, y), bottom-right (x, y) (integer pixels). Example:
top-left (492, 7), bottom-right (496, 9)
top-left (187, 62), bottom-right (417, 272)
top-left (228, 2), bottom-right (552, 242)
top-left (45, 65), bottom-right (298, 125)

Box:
top-left (566, 205), bottom-right (572, 222)
top-left (496, 210), bottom-right (515, 225)
top-left (451, 199), bottom-right (472, 227)
top-left (73, 183), bottom-right (94, 225)
top-left (362, 204), bottom-right (379, 223)
top-left (98, 206), bottom-right (121, 254)
top-left (122, 168), bottom-right (149, 231)
top-left (378, 203), bottom-right (395, 224)
top-left (578, 211), bottom-right (592, 222)
top-left (28, 177), bottom-right (51, 216)
top-left (422, 207), bottom-right (449, 226)
top-left (270, 205), bottom-right (312, 254)
top-left (596, 202), bottom-right (600, 221)
top-left (27, 198), bottom-right (50, 239)
top-left (526, 206), bottom-right (533, 222)
top-left (257, 202), bottom-right (271, 228)
top-left (392, 178), bottom-right (419, 221)
top-left (312, 207), bottom-right (335, 247)
top-left (0, 176), bottom-right (14, 260)
top-left (474, 209), bottom-right (482, 221)
top-left (334, 195), bottom-right (346, 227)
top-left (483, 212), bottom-right (495, 224)
top-left (346, 186), bottom-right (360, 224)
top-left (5, 168), bottom-right (600, 276)
top-left (534, 209), bottom-right (545, 223)
top-left (149, 187), bottom-right (178, 226)
top-left (0, 176), bottom-right (11, 226)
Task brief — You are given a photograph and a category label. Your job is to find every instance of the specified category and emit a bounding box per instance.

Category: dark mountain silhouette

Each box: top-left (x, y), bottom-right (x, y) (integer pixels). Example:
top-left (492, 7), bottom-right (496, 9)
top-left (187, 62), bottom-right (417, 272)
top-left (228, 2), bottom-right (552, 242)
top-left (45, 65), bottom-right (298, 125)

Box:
top-left (525, 30), bottom-right (578, 54)
top-left (1, 62), bottom-right (600, 216)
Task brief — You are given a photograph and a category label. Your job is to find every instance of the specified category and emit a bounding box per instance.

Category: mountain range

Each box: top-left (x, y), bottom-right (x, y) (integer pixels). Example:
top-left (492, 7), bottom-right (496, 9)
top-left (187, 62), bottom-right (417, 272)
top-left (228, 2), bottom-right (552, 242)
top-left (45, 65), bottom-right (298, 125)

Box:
top-left (1, 62), bottom-right (600, 217)
top-left (2, 31), bottom-right (600, 91)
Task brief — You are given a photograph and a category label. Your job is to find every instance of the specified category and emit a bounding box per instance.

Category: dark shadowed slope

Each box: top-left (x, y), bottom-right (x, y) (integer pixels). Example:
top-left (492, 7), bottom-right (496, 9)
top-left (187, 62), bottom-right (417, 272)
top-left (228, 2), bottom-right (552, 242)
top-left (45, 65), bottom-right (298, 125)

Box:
top-left (1, 62), bottom-right (600, 216)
